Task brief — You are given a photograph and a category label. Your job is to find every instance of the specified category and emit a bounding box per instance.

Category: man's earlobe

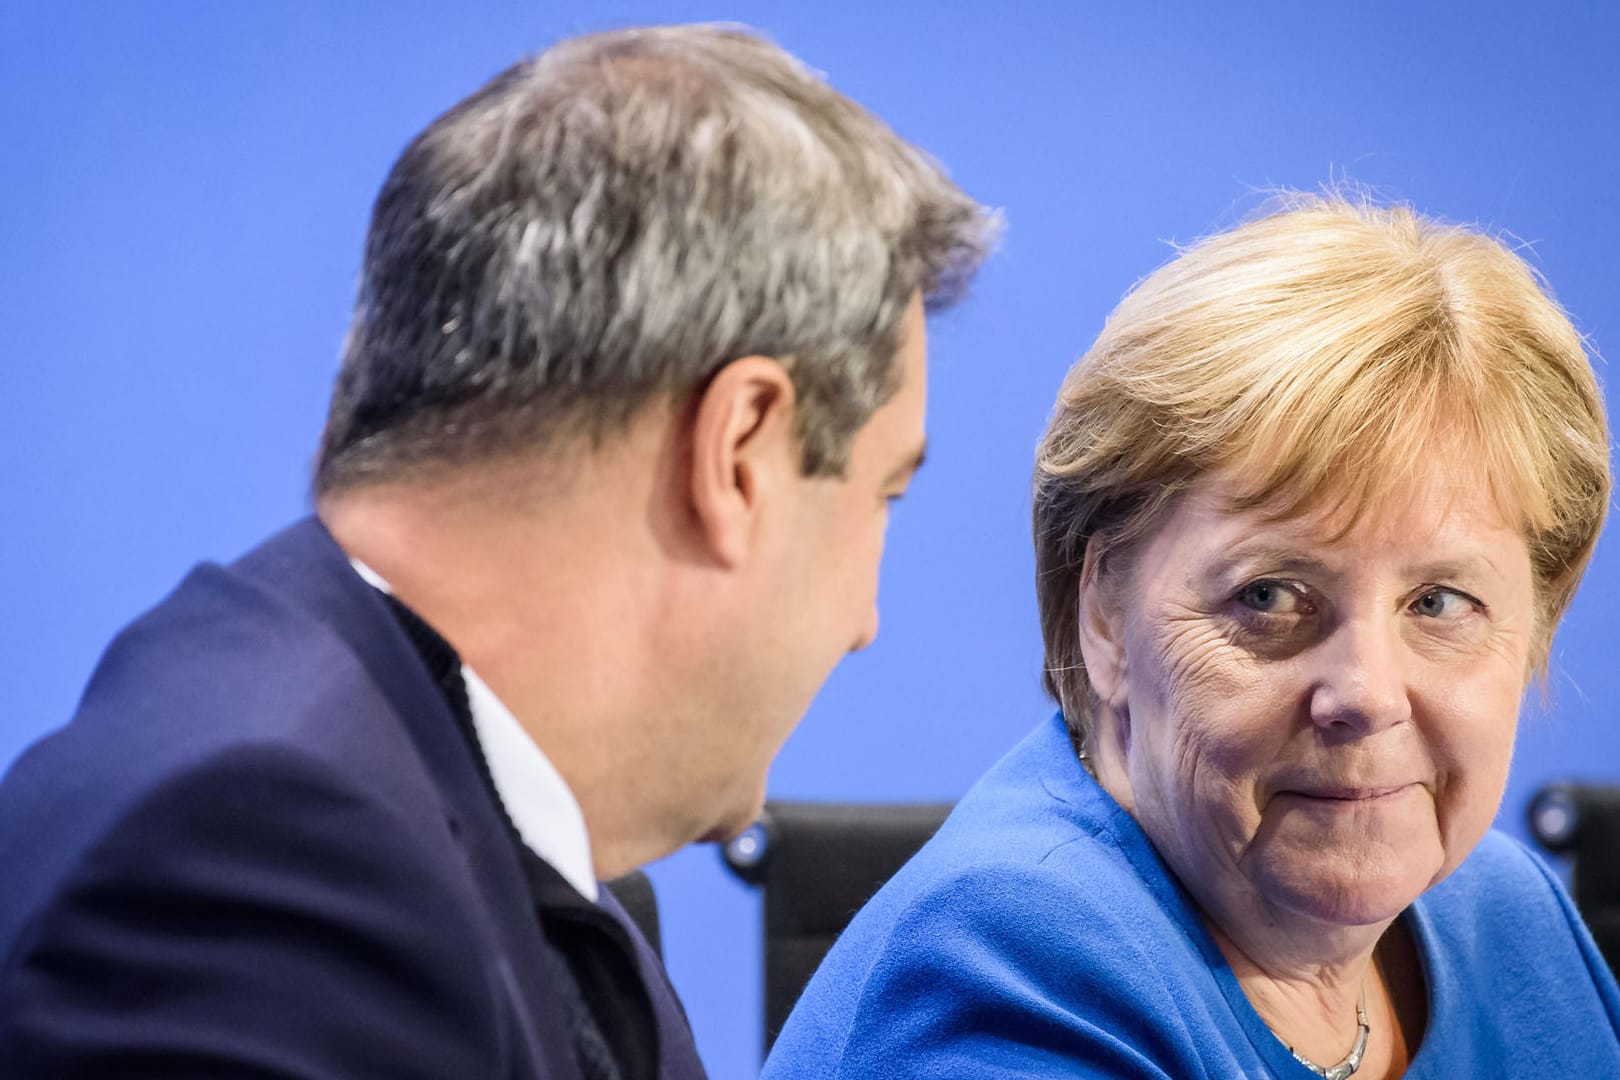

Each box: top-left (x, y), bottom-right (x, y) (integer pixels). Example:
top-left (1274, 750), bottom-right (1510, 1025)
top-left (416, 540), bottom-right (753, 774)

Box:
top-left (686, 356), bottom-right (798, 568)
top-left (1076, 539), bottom-right (1128, 711)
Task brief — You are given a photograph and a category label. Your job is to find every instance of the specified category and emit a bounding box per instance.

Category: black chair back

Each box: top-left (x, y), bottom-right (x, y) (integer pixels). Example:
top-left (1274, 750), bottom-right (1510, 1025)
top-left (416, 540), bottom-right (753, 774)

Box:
top-left (721, 799), bottom-right (953, 1055)
top-left (1527, 782), bottom-right (1620, 978)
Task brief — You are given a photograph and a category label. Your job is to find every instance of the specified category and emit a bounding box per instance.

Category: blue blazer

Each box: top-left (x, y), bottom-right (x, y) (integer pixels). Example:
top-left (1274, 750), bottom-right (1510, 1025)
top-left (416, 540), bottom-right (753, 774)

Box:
top-left (0, 518), bottom-right (706, 1079)
top-left (765, 713), bottom-right (1620, 1078)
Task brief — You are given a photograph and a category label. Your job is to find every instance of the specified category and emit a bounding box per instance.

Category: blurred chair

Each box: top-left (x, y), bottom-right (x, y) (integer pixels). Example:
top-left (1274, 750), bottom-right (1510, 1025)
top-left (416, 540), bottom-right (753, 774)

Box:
top-left (1527, 782), bottom-right (1620, 978)
top-left (605, 869), bottom-right (662, 959)
top-left (721, 799), bottom-right (953, 1055)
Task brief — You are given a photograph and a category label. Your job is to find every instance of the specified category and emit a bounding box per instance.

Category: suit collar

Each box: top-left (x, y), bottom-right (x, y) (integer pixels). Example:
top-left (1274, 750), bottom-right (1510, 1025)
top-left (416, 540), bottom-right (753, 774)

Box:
top-left (231, 517), bottom-right (699, 1080)
top-left (231, 517), bottom-right (583, 1073)
top-left (348, 555), bottom-right (599, 901)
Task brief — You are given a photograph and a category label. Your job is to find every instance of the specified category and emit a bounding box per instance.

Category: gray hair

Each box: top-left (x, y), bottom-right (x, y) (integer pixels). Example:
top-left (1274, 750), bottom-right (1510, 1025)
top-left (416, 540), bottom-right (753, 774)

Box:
top-left (315, 24), bottom-right (998, 491)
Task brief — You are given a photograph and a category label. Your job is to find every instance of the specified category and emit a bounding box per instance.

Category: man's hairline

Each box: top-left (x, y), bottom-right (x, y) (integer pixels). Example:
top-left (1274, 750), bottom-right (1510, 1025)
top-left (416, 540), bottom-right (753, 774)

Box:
top-left (317, 360), bottom-right (939, 506)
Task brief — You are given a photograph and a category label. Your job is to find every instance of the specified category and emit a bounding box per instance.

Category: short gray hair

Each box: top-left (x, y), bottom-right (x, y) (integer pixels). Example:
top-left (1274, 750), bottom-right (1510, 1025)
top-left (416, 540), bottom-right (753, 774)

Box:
top-left (316, 24), bottom-right (998, 491)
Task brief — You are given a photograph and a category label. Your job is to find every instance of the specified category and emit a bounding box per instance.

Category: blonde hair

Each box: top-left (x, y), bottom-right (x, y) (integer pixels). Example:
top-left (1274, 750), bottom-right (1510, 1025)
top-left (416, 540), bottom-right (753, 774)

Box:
top-left (1034, 194), bottom-right (1612, 743)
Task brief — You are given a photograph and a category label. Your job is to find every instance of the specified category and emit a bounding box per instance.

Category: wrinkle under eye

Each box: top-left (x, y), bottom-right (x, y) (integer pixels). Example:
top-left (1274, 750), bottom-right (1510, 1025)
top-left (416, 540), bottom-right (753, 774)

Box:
top-left (1226, 579), bottom-right (1320, 657)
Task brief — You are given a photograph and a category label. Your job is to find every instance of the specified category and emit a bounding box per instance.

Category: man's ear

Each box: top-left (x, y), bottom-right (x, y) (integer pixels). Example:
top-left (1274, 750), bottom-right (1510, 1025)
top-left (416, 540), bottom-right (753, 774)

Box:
top-left (686, 355), bottom-right (799, 568)
top-left (1077, 537), bottom-right (1128, 713)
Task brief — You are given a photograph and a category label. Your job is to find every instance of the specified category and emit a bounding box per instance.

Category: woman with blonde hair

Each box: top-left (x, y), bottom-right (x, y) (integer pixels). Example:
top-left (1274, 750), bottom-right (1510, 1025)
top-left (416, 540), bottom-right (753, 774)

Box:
top-left (765, 195), bottom-right (1620, 1077)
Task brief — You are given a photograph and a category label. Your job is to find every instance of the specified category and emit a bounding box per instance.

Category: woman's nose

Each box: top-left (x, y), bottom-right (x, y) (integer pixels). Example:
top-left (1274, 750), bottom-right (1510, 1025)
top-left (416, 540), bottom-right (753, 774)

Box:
top-left (1306, 616), bottom-right (1413, 735)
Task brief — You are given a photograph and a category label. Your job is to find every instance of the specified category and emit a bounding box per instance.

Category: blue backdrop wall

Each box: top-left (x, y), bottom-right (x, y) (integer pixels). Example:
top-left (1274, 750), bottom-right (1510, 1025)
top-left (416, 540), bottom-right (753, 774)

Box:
top-left (4, 3), bottom-right (1617, 1076)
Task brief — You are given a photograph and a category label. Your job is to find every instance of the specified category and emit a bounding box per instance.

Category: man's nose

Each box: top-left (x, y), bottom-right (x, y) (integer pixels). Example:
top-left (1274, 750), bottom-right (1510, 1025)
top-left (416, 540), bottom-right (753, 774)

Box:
top-left (851, 604), bottom-right (879, 653)
top-left (1307, 615), bottom-right (1413, 735)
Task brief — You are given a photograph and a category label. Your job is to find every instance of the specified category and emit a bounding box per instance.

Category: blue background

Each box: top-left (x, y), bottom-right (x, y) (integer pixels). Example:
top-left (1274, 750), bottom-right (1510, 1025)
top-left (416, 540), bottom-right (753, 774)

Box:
top-left (4, 3), bottom-right (1616, 1076)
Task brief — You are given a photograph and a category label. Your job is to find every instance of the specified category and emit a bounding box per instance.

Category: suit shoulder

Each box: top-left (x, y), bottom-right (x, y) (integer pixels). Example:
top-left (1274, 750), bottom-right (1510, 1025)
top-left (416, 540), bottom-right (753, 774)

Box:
top-left (0, 560), bottom-right (450, 960)
top-left (1416, 828), bottom-right (1609, 993)
top-left (0, 742), bottom-right (512, 1077)
top-left (1427, 829), bottom-right (1561, 911)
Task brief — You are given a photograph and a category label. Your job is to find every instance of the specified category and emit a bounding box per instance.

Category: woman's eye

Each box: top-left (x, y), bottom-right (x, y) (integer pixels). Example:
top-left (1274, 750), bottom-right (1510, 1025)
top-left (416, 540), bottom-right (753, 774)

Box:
top-left (1411, 587), bottom-right (1477, 619)
top-left (1236, 580), bottom-right (1306, 614)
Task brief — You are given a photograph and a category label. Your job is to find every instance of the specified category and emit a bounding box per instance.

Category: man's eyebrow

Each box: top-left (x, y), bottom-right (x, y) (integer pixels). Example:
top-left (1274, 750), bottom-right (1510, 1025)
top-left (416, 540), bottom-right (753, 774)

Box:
top-left (883, 440), bottom-right (928, 487)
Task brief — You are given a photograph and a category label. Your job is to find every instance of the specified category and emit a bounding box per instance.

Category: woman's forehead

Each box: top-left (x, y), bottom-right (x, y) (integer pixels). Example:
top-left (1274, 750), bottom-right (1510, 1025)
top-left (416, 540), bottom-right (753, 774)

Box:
top-left (1161, 462), bottom-right (1527, 563)
top-left (1211, 420), bottom-right (1540, 538)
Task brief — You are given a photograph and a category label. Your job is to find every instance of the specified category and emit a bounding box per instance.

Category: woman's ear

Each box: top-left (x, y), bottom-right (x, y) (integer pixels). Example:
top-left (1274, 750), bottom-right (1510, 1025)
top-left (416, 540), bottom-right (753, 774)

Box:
top-left (1077, 537), bottom-right (1128, 714)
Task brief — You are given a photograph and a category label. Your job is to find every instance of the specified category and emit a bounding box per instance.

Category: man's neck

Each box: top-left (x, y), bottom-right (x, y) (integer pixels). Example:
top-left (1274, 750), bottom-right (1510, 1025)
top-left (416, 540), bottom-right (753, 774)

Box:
top-left (318, 466), bottom-right (703, 881)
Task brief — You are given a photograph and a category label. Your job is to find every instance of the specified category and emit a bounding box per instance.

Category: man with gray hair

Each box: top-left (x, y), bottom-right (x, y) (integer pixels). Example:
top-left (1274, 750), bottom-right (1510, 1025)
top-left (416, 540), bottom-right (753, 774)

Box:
top-left (0, 24), bottom-right (995, 1080)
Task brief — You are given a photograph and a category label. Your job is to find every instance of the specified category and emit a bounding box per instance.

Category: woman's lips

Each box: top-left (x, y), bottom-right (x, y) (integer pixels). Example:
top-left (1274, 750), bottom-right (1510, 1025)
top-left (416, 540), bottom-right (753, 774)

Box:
top-left (1280, 783), bottom-right (1417, 803)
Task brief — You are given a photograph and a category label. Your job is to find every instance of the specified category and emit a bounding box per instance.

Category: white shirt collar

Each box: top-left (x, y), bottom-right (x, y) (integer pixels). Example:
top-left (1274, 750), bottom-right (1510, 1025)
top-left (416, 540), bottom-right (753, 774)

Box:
top-left (348, 558), bottom-right (599, 901)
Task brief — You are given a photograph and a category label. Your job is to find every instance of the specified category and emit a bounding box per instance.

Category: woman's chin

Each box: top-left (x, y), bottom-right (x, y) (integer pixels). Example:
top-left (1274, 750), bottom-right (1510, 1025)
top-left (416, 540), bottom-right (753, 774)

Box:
top-left (1248, 843), bottom-right (1442, 928)
top-left (1235, 796), bottom-right (1446, 926)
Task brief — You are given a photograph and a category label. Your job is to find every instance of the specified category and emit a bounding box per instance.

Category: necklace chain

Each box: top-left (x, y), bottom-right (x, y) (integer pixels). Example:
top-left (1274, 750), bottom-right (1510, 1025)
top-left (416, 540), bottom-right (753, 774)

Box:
top-left (1287, 985), bottom-right (1369, 1080)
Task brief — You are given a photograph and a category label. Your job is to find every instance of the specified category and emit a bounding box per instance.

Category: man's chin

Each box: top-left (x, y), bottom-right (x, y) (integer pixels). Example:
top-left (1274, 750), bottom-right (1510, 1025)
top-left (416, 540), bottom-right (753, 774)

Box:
top-left (697, 789), bottom-right (768, 845)
top-left (697, 822), bottom-right (738, 845)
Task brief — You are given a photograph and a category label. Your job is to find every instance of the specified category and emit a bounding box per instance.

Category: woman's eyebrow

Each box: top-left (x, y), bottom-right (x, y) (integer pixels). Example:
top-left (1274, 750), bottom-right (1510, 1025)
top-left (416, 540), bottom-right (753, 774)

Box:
top-left (1402, 555), bottom-right (1502, 583)
top-left (1204, 546), bottom-right (1337, 581)
top-left (1205, 546), bottom-right (1507, 587)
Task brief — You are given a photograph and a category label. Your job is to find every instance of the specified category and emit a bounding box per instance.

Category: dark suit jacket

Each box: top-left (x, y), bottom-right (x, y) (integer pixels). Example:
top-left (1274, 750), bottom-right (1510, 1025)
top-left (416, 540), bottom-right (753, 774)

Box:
top-left (0, 518), bottom-right (707, 1079)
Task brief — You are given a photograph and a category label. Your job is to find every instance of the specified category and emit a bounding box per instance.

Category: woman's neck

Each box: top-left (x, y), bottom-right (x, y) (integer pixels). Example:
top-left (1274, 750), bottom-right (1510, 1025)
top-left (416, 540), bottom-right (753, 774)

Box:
top-left (1207, 914), bottom-right (1423, 1078)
